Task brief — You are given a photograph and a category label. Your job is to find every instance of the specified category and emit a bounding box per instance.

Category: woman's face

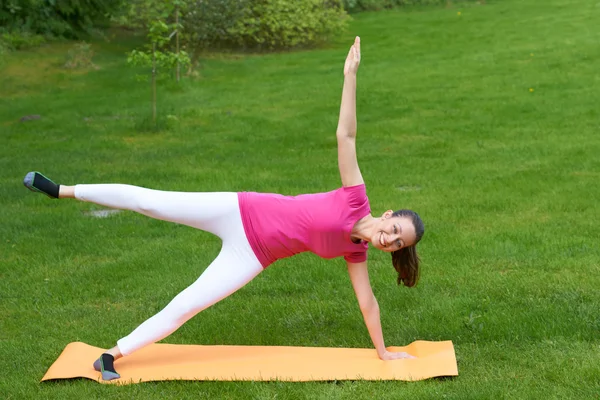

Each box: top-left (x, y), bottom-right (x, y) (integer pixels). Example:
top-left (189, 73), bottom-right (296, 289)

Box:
top-left (371, 212), bottom-right (417, 252)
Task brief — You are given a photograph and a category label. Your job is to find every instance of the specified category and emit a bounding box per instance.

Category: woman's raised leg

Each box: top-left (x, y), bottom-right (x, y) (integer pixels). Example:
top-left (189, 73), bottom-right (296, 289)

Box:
top-left (24, 172), bottom-right (238, 238)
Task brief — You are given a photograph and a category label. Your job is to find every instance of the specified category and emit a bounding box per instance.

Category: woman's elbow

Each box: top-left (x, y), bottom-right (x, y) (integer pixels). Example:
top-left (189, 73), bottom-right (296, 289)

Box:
top-left (359, 296), bottom-right (378, 315)
top-left (336, 130), bottom-right (356, 139)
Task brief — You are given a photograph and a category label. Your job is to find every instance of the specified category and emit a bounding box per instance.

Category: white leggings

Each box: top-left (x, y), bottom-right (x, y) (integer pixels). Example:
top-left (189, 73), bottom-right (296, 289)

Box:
top-left (74, 184), bottom-right (264, 356)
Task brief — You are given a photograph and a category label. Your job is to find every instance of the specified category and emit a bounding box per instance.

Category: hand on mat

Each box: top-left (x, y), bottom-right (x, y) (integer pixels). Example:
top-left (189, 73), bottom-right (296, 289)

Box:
top-left (379, 350), bottom-right (416, 361)
top-left (344, 36), bottom-right (361, 76)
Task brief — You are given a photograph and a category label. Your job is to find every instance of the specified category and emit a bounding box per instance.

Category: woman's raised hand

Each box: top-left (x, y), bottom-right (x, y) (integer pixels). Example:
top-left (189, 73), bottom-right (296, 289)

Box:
top-left (343, 36), bottom-right (361, 76)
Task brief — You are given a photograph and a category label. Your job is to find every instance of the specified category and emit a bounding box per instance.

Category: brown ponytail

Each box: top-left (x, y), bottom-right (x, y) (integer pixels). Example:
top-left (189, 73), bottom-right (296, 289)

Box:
top-left (391, 209), bottom-right (424, 288)
top-left (392, 245), bottom-right (420, 287)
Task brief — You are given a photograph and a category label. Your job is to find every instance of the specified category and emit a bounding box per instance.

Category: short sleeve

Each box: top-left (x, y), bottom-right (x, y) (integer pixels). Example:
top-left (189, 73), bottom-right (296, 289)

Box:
top-left (344, 251), bottom-right (368, 263)
top-left (343, 184), bottom-right (369, 209)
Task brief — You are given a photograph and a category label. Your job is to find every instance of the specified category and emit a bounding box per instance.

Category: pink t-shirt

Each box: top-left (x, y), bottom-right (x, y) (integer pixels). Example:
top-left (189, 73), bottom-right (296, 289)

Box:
top-left (238, 184), bottom-right (371, 268)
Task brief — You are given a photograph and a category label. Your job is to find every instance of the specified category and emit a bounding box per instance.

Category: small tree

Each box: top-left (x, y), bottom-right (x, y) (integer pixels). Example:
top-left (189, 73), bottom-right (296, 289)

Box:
top-left (127, 8), bottom-right (190, 126)
top-left (174, 0), bottom-right (183, 82)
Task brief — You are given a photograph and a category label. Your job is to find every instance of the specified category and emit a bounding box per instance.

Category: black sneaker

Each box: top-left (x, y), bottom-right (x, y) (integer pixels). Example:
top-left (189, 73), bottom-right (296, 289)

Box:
top-left (93, 354), bottom-right (121, 381)
top-left (23, 171), bottom-right (60, 199)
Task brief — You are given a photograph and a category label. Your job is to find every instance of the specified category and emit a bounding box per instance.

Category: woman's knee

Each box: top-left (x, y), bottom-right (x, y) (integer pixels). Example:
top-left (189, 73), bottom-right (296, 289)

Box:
top-left (166, 294), bottom-right (204, 323)
top-left (130, 187), bottom-right (162, 214)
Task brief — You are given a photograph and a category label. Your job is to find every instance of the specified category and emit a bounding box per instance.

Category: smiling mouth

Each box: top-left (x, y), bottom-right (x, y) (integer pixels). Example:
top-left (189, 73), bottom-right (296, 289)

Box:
top-left (379, 232), bottom-right (386, 247)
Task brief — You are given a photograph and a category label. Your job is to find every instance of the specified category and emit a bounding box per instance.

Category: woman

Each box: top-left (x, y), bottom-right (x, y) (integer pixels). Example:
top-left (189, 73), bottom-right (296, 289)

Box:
top-left (24, 37), bottom-right (425, 381)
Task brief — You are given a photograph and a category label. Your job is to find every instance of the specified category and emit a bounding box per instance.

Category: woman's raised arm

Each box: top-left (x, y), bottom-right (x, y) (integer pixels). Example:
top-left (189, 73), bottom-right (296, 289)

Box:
top-left (336, 37), bottom-right (364, 187)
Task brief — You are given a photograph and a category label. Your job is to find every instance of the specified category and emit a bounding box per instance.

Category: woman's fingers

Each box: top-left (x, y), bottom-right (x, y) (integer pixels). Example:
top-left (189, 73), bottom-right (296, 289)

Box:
top-left (353, 37), bottom-right (361, 62)
top-left (343, 37), bottom-right (361, 75)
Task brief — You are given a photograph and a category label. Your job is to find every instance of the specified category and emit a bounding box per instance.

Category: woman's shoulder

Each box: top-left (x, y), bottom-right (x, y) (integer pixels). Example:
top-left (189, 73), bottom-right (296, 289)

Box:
top-left (340, 183), bottom-right (369, 207)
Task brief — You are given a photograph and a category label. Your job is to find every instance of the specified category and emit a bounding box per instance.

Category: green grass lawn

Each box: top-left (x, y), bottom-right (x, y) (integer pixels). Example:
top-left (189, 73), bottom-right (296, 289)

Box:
top-left (1, 0), bottom-right (599, 398)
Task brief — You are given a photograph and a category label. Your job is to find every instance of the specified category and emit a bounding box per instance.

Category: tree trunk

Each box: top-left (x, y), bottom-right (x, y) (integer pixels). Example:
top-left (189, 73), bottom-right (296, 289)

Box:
top-left (152, 42), bottom-right (157, 125)
top-left (176, 6), bottom-right (180, 82)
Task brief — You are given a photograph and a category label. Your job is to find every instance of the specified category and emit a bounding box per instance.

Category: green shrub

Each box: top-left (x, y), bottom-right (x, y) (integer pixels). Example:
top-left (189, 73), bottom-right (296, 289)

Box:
top-left (228, 0), bottom-right (350, 50)
top-left (181, 0), bottom-right (249, 49)
top-left (114, 0), bottom-right (349, 51)
top-left (342, 0), bottom-right (475, 12)
top-left (1, 31), bottom-right (46, 50)
top-left (0, 0), bottom-right (121, 38)
top-left (111, 0), bottom-right (174, 31)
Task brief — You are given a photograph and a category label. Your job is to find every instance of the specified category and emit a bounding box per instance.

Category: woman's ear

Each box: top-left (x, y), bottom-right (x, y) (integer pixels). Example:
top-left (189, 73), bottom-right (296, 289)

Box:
top-left (381, 210), bottom-right (394, 219)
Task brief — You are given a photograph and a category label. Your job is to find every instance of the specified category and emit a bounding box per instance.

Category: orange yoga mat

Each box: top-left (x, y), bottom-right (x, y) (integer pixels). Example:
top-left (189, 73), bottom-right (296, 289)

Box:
top-left (41, 341), bottom-right (457, 384)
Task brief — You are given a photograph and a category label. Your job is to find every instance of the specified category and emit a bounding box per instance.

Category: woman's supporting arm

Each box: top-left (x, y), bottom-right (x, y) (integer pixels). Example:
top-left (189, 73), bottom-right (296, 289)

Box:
top-left (347, 261), bottom-right (416, 360)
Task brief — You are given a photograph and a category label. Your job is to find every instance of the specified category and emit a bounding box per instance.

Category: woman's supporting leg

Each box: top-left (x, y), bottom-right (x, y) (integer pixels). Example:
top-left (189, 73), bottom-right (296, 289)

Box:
top-left (95, 241), bottom-right (263, 380)
top-left (116, 243), bottom-right (263, 357)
